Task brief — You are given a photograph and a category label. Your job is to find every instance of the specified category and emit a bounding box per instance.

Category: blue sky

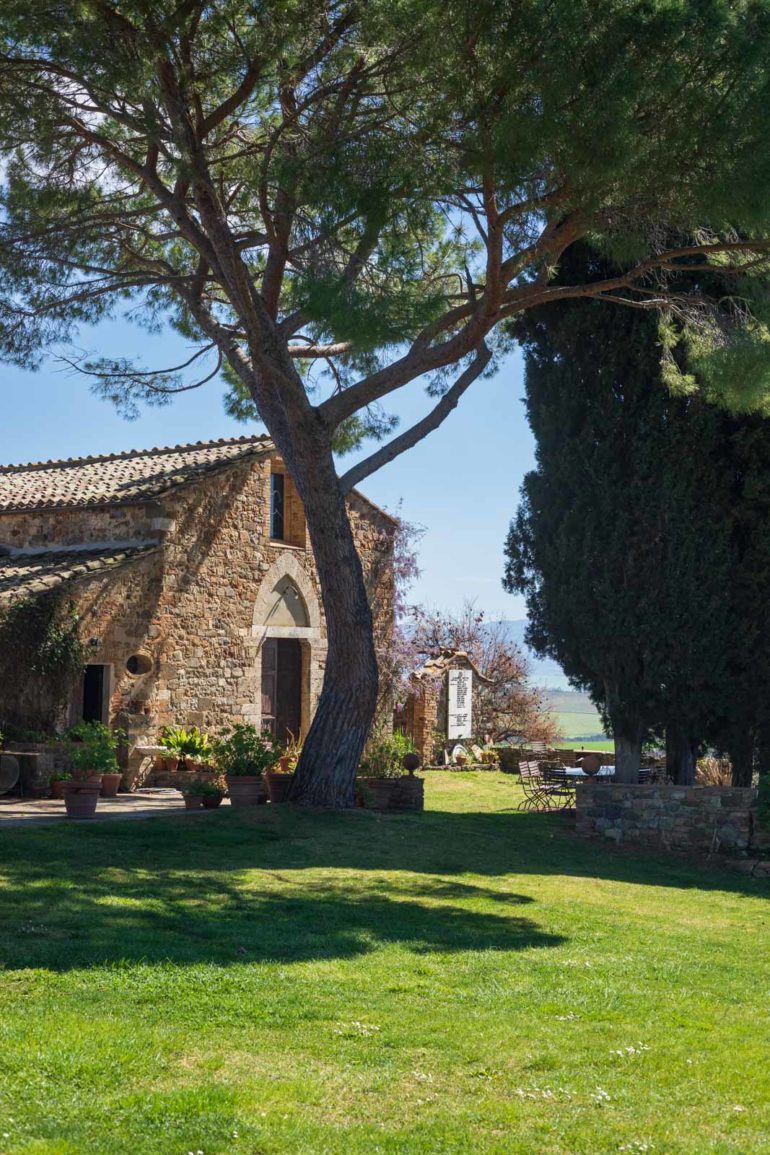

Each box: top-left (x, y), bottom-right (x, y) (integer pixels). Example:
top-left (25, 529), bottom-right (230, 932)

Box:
top-left (0, 318), bottom-right (535, 618)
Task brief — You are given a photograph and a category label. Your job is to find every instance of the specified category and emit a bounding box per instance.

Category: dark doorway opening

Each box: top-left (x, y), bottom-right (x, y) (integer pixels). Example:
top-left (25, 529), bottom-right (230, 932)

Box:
top-left (261, 638), bottom-right (302, 742)
top-left (82, 664), bottom-right (108, 723)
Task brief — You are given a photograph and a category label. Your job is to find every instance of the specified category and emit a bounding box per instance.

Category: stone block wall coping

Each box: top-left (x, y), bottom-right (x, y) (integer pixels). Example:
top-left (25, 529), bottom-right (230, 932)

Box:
top-left (576, 781), bottom-right (762, 857)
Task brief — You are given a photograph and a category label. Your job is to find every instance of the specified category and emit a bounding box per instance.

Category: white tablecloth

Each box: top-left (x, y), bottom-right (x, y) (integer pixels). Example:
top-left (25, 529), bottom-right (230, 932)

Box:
top-left (560, 765), bottom-right (616, 779)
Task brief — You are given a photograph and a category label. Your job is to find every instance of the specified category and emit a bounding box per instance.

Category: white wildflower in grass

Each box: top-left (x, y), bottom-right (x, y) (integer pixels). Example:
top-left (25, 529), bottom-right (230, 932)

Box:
top-left (513, 1086), bottom-right (575, 1101)
top-left (592, 1087), bottom-right (612, 1104)
top-left (333, 1020), bottom-right (381, 1037)
top-left (611, 1043), bottom-right (651, 1058)
top-left (732, 1105), bottom-right (747, 1113)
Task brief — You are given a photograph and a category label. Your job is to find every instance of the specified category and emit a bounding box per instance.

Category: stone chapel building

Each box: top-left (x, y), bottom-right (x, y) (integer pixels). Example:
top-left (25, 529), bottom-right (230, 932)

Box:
top-left (0, 436), bottom-right (395, 778)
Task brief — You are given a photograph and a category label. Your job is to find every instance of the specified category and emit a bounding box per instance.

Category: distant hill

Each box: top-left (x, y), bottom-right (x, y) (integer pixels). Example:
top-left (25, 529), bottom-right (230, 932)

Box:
top-left (496, 620), bottom-right (609, 741)
top-left (495, 619), bottom-right (572, 691)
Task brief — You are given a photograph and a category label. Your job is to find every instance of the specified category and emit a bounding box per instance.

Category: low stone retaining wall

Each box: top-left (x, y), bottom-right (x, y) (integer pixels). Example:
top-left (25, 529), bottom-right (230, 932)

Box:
top-left (356, 775), bottom-right (424, 811)
top-left (575, 782), bottom-right (765, 855)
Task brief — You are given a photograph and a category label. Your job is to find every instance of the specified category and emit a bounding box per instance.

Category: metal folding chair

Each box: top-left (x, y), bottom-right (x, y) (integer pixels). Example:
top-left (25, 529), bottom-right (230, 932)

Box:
top-left (518, 760), bottom-right (565, 812)
top-left (540, 764), bottom-right (577, 810)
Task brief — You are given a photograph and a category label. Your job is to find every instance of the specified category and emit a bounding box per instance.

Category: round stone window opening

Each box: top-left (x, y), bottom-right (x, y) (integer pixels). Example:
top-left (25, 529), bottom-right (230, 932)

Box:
top-left (126, 653), bottom-right (153, 676)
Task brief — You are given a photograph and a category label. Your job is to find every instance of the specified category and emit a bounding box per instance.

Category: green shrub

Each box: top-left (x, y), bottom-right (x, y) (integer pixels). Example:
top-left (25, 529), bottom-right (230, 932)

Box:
top-left (211, 725), bottom-right (283, 777)
top-left (66, 721), bottom-right (120, 777)
top-left (159, 726), bottom-right (211, 764)
top-left (200, 776), bottom-right (227, 797)
top-left (0, 594), bottom-right (84, 732)
top-left (359, 730), bottom-right (415, 779)
top-left (3, 727), bottom-right (53, 744)
top-left (178, 774), bottom-right (225, 797)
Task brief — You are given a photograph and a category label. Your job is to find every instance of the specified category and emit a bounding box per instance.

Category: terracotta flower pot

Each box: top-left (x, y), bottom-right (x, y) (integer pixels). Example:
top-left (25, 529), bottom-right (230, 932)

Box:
top-left (183, 794), bottom-right (204, 809)
top-left (264, 770), bottom-right (294, 803)
top-left (62, 779), bottom-right (102, 819)
top-left (100, 772), bottom-right (123, 798)
top-left (50, 779), bottom-right (69, 800)
top-left (202, 794), bottom-right (223, 809)
top-left (225, 774), bottom-right (266, 807)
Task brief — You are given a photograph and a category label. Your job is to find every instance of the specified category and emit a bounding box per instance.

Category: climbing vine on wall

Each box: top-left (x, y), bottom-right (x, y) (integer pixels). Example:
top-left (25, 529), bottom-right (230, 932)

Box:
top-left (0, 592), bottom-right (84, 733)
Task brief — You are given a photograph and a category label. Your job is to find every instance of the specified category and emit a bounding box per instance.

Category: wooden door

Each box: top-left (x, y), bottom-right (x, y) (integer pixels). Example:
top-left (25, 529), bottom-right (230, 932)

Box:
top-left (261, 638), bottom-right (302, 742)
top-left (82, 664), bottom-right (106, 723)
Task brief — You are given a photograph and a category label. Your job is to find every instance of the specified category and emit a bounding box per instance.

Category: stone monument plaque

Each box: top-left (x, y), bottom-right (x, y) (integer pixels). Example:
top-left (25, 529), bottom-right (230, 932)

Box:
top-left (447, 668), bottom-right (473, 739)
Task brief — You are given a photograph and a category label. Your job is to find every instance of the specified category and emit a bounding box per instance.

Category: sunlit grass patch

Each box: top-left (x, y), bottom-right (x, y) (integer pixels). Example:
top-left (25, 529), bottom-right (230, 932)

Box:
top-left (0, 772), bottom-right (768, 1153)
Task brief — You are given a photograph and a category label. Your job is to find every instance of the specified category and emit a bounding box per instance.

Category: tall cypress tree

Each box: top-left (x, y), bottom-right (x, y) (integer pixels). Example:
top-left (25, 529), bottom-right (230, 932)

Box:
top-left (708, 418), bottom-right (770, 784)
top-left (504, 245), bottom-right (734, 782)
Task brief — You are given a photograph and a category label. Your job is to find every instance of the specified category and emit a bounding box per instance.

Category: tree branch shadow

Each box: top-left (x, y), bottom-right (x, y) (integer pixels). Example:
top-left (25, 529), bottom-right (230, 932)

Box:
top-left (2, 800), bottom-right (764, 973)
top-left (0, 822), bottom-right (561, 971)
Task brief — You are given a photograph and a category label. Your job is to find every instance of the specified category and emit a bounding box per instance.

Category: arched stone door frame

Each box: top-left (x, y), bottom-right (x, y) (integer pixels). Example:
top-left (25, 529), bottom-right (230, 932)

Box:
top-left (251, 553), bottom-right (326, 739)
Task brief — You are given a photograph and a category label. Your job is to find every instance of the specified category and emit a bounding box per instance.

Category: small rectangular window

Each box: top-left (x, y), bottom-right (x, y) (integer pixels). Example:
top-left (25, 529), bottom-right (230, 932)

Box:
top-left (270, 472), bottom-right (285, 540)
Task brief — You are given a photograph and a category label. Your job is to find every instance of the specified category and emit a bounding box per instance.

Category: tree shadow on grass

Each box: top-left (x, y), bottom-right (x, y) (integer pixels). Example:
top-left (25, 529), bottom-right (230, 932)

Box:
top-left (0, 827), bottom-right (561, 970)
top-left (251, 805), bottom-right (769, 896)
top-left (0, 800), bottom-right (765, 972)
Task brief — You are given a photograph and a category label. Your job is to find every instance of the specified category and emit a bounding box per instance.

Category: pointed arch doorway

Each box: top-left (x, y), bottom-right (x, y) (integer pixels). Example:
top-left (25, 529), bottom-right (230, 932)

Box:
top-left (252, 560), bottom-right (325, 744)
top-left (261, 637), bottom-right (302, 742)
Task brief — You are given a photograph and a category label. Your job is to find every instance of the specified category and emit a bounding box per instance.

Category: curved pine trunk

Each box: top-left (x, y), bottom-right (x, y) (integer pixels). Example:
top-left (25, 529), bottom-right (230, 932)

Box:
top-left (286, 448), bottom-right (379, 808)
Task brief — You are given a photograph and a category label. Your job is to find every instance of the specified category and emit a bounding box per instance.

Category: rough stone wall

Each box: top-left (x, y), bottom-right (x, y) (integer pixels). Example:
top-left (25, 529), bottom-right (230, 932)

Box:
top-left (575, 783), bottom-right (761, 855)
top-left (402, 683), bottom-right (439, 765)
top-left (0, 453), bottom-right (395, 764)
top-left (0, 503), bottom-right (164, 548)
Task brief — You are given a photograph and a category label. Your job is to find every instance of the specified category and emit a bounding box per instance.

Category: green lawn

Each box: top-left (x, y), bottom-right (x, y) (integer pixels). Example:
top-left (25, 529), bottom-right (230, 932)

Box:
top-left (555, 738), bottom-right (616, 754)
top-left (1, 773), bottom-right (769, 1154)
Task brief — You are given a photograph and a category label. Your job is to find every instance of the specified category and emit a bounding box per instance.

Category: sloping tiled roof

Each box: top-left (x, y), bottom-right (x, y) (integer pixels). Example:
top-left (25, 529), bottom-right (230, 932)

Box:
top-left (0, 544), bottom-right (159, 604)
top-left (412, 649), bottom-right (494, 684)
top-left (0, 436), bottom-right (272, 513)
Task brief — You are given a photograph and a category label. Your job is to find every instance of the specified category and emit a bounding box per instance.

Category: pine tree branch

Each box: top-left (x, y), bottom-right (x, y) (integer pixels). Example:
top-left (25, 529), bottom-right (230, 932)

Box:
top-left (337, 344), bottom-right (492, 493)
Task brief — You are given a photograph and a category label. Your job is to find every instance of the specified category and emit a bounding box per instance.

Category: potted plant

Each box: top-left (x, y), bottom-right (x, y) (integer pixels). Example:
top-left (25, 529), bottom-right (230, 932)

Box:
top-left (357, 732), bottom-right (424, 811)
top-left (49, 768), bottom-right (72, 800)
top-left (211, 724), bottom-right (283, 806)
top-left (200, 776), bottom-right (227, 809)
top-left (266, 731), bottom-right (301, 802)
top-left (159, 725), bottom-right (211, 772)
top-left (62, 722), bottom-right (121, 819)
top-left (157, 726), bottom-right (180, 772)
top-left (177, 774), bottom-right (209, 809)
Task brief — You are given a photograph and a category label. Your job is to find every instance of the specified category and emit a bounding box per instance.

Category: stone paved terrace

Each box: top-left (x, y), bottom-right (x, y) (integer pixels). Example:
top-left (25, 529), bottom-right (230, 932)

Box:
top-left (0, 789), bottom-right (231, 828)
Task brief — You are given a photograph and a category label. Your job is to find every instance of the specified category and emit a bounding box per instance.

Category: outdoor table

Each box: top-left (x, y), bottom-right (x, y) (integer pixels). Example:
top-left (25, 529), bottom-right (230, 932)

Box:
top-left (540, 764), bottom-right (617, 810)
top-left (560, 765), bottom-right (616, 779)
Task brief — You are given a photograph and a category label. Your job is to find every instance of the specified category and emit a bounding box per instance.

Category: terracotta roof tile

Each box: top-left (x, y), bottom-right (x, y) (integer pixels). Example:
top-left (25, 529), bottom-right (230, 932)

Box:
top-left (413, 649), bottom-right (493, 683)
top-left (0, 545), bottom-right (159, 604)
top-left (0, 435), bottom-right (271, 512)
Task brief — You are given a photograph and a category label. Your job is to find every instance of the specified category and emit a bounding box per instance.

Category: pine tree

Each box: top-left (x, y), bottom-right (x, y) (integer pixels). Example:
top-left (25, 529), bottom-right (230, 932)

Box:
top-left (4, 4), bottom-right (770, 802)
